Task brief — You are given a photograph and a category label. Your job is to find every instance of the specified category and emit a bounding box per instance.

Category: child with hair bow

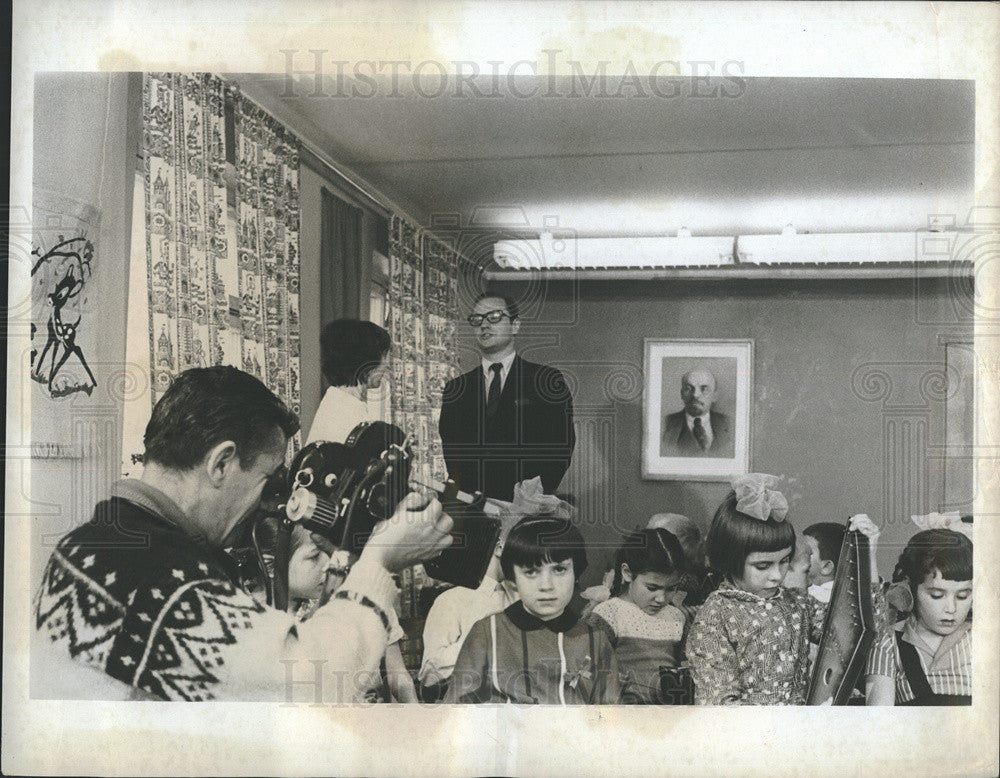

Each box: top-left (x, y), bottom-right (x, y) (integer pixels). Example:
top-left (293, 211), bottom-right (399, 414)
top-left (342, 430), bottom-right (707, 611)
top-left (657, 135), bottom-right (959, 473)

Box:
top-left (687, 474), bottom-right (885, 705)
top-left (865, 513), bottom-right (973, 706)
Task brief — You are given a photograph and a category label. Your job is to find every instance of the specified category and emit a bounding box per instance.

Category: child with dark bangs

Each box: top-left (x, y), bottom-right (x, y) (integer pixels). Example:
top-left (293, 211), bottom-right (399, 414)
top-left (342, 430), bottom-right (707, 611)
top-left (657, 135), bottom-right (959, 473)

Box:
top-left (687, 474), bottom-right (883, 705)
top-left (588, 528), bottom-right (692, 704)
top-left (866, 519), bottom-right (973, 706)
top-left (445, 515), bottom-right (620, 704)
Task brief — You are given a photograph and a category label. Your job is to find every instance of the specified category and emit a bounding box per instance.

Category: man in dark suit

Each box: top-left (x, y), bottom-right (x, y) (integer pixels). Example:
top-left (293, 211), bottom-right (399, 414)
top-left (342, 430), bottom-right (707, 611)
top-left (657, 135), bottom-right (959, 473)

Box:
top-left (438, 293), bottom-right (575, 501)
top-left (661, 369), bottom-right (734, 457)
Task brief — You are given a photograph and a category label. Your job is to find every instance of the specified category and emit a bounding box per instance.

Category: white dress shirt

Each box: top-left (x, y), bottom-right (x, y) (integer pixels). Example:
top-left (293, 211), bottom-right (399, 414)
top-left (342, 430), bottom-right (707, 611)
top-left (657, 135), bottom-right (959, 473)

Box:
top-left (808, 579), bottom-right (835, 604)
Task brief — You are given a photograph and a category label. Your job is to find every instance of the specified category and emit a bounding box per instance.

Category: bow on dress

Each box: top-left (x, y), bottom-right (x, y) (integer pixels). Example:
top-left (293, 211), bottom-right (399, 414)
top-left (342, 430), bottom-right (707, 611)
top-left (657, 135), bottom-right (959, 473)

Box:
top-left (565, 655), bottom-right (593, 690)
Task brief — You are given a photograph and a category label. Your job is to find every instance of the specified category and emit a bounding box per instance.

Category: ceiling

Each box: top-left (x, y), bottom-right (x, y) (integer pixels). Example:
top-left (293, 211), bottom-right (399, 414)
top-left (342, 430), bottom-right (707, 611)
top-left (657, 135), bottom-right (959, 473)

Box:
top-left (232, 74), bottom-right (974, 241)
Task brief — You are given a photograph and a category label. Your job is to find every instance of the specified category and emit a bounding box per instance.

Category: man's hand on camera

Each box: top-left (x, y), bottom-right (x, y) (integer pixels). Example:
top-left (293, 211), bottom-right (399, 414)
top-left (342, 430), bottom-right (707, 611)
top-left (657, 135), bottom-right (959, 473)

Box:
top-left (362, 491), bottom-right (454, 572)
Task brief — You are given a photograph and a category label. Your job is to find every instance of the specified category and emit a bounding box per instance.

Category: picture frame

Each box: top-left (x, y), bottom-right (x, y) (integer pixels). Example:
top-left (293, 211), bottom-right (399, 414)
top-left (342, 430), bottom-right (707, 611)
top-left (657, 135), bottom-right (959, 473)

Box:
top-left (943, 340), bottom-right (975, 510)
top-left (642, 338), bottom-right (753, 481)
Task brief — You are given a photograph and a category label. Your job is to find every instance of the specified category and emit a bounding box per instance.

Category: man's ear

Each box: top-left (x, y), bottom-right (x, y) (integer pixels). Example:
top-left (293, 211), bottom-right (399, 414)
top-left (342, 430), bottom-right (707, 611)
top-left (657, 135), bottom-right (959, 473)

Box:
top-left (820, 559), bottom-right (836, 577)
top-left (620, 562), bottom-right (633, 583)
top-left (511, 317), bottom-right (521, 336)
top-left (204, 440), bottom-right (240, 486)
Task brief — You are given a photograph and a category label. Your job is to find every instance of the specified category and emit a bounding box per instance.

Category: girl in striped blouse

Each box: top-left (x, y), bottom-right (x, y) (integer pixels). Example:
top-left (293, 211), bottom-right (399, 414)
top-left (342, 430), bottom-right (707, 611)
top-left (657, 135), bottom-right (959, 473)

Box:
top-left (865, 526), bottom-right (972, 705)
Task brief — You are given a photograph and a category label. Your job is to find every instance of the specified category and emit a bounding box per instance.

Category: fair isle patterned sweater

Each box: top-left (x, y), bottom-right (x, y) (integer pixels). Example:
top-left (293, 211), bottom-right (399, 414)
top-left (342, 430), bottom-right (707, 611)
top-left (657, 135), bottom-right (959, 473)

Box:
top-left (34, 480), bottom-right (397, 702)
top-left (588, 597), bottom-right (687, 704)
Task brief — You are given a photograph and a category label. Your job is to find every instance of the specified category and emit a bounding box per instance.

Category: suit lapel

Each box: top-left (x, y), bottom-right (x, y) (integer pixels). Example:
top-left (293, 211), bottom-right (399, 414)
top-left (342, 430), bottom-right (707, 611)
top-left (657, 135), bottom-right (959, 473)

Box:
top-left (472, 367), bottom-right (488, 436)
top-left (475, 365), bottom-right (487, 403)
top-left (677, 417), bottom-right (692, 445)
top-left (457, 366), bottom-right (483, 408)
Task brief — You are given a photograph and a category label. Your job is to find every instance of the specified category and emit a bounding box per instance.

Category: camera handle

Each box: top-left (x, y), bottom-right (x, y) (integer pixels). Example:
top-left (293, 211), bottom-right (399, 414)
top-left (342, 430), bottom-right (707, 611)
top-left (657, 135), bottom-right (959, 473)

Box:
top-left (272, 516), bottom-right (293, 613)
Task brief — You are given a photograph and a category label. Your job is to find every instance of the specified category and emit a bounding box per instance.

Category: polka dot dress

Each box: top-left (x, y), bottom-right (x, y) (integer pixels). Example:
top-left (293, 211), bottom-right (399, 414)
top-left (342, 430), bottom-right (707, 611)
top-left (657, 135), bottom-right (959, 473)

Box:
top-left (687, 583), bottom-right (826, 705)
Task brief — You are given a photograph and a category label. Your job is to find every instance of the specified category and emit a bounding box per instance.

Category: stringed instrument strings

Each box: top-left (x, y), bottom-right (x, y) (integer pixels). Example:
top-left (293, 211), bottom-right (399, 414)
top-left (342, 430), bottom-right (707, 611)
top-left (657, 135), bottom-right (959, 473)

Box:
top-left (808, 532), bottom-right (876, 704)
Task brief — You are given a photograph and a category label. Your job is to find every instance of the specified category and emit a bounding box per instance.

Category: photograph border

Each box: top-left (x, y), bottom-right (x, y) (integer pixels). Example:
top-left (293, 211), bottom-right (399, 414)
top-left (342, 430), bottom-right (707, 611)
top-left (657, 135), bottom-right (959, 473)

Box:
top-left (5, 3), bottom-right (999, 778)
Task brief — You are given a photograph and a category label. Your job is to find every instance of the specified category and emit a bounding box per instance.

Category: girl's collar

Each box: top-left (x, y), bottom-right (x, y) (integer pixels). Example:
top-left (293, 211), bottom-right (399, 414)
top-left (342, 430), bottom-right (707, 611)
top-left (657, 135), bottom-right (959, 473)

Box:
top-left (505, 600), bottom-right (580, 633)
top-left (716, 579), bottom-right (785, 603)
top-left (902, 613), bottom-right (972, 659)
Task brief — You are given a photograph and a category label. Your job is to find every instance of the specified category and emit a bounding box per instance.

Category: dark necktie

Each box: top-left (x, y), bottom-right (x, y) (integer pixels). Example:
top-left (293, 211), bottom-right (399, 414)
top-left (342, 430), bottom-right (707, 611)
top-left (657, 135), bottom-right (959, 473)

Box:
top-left (692, 416), bottom-right (709, 451)
top-left (485, 363), bottom-right (503, 420)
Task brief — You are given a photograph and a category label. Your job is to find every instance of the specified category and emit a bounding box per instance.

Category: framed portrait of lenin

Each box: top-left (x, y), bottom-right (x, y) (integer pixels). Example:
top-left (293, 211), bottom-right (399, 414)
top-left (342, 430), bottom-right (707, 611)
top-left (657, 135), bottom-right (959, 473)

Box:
top-left (642, 338), bottom-right (753, 481)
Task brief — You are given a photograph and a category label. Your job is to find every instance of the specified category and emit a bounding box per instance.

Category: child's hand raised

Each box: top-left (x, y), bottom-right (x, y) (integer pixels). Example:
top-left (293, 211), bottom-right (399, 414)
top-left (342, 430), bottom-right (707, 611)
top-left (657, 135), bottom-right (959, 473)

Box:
top-left (790, 544), bottom-right (811, 575)
top-left (848, 513), bottom-right (880, 542)
top-left (848, 513), bottom-right (881, 581)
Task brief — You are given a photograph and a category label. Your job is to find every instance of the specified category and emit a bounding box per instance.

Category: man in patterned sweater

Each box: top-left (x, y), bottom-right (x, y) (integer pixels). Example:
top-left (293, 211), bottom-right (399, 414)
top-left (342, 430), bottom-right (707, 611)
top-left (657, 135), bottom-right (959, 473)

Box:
top-left (33, 366), bottom-right (453, 701)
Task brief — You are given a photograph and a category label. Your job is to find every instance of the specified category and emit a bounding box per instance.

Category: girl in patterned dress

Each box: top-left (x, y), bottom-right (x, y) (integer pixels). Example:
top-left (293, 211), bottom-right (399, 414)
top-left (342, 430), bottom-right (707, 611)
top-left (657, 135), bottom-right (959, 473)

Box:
top-left (687, 474), bottom-right (883, 705)
top-left (588, 528), bottom-right (693, 704)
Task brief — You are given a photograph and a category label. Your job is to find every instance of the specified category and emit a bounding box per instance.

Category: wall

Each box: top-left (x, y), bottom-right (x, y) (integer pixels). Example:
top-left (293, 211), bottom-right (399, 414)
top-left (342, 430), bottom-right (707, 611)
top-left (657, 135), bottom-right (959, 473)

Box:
top-left (25, 77), bottom-right (384, 593)
top-left (296, 163), bottom-right (325, 436)
top-left (475, 276), bottom-right (974, 585)
top-left (25, 74), bottom-right (974, 593)
top-left (29, 72), bottom-right (140, 587)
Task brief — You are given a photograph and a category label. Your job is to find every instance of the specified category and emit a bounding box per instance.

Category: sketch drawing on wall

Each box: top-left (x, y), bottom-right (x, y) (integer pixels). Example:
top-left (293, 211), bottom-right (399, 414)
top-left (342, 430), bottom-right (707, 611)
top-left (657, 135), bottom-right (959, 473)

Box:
top-left (30, 234), bottom-right (97, 398)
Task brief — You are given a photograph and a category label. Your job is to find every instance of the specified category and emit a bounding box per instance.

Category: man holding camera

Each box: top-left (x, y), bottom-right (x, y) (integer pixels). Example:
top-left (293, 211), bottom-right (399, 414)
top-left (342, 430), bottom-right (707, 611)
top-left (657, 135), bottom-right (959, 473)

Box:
top-left (33, 366), bottom-right (453, 702)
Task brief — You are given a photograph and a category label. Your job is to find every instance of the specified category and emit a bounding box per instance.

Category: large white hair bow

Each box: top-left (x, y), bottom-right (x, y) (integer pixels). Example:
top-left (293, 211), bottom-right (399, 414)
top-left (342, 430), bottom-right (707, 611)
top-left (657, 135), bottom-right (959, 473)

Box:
top-left (910, 511), bottom-right (973, 542)
top-left (732, 473), bottom-right (789, 522)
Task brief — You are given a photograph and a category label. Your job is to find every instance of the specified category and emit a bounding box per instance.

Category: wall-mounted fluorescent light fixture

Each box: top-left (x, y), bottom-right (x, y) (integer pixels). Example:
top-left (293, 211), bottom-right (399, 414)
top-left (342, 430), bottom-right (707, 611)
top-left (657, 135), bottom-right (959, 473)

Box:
top-left (493, 233), bottom-right (735, 269)
top-left (737, 231), bottom-right (965, 265)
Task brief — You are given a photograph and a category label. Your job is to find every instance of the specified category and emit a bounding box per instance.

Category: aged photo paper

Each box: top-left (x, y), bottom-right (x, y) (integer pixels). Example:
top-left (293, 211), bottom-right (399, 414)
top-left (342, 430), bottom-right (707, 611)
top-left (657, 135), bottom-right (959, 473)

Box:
top-left (4, 1), bottom-right (999, 776)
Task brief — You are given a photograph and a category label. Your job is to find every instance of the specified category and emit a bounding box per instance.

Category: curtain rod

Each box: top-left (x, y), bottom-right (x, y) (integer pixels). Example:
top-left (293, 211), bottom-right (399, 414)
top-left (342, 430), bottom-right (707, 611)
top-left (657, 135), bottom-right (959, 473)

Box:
top-left (297, 142), bottom-right (397, 221)
top-left (298, 140), bottom-right (480, 270)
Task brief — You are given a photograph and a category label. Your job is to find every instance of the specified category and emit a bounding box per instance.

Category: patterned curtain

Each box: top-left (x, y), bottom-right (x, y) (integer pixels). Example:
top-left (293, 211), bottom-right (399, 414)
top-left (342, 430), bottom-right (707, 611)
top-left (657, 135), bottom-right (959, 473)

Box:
top-left (383, 216), bottom-right (462, 486)
top-left (383, 216), bottom-right (464, 642)
top-left (421, 234), bottom-right (464, 476)
top-left (232, 93), bottom-right (301, 418)
top-left (144, 73), bottom-right (229, 396)
top-left (124, 73), bottom-right (301, 467)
